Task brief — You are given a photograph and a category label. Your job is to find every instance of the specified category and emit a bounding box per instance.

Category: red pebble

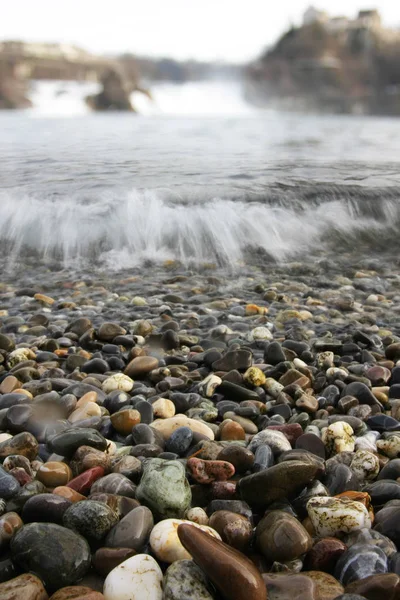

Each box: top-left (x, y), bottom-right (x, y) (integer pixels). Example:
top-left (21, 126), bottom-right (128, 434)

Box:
top-left (66, 466), bottom-right (105, 495)
top-left (267, 423), bottom-right (303, 443)
top-left (9, 467), bottom-right (32, 486)
top-left (187, 457), bottom-right (235, 484)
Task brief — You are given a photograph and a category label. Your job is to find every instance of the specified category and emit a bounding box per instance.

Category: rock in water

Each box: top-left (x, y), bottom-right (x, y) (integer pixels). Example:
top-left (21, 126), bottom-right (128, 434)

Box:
top-left (163, 560), bottom-right (215, 600)
top-left (177, 523), bottom-right (267, 600)
top-left (136, 458), bottom-right (191, 518)
top-left (86, 69), bottom-right (134, 112)
top-left (10, 523), bottom-right (91, 591)
top-left (103, 554), bottom-right (163, 600)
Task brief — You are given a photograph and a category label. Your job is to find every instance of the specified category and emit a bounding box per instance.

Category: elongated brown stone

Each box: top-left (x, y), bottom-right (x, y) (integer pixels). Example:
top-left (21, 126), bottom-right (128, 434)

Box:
top-left (177, 523), bottom-right (267, 600)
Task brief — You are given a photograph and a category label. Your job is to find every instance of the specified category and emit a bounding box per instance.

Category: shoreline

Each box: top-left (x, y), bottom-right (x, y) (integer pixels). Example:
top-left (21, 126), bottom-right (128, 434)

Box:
top-left (0, 259), bottom-right (400, 597)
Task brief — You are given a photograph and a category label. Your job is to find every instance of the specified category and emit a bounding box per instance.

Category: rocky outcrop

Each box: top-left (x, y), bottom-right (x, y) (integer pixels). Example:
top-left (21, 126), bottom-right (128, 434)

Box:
top-left (86, 68), bottom-right (134, 112)
top-left (246, 21), bottom-right (400, 116)
top-left (0, 62), bottom-right (32, 109)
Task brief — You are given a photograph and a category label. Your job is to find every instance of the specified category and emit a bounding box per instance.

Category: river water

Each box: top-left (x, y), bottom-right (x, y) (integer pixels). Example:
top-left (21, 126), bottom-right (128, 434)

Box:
top-left (1, 80), bottom-right (400, 271)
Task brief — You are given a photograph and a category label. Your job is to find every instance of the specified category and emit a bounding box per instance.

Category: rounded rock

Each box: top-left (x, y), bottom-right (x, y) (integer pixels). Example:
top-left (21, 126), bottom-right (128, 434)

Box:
top-left (103, 554), bottom-right (163, 600)
top-left (10, 522), bottom-right (91, 592)
top-left (63, 500), bottom-right (119, 541)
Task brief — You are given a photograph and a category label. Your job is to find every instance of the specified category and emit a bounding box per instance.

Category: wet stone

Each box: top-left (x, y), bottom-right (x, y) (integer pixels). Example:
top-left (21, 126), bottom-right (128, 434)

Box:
top-left (343, 528), bottom-right (396, 558)
top-left (63, 500), bottom-right (119, 541)
top-left (305, 537), bottom-right (347, 572)
top-left (48, 428), bottom-right (107, 457)
top-left (136, 458), bottom-right (191, 519)
top-left (105, 505), bottom-right (154, 551)
top-left (0, 432), bottom-right (38, 461)
top-left (165, 426), bottom-right (193, 455)
top-left (334, 542), bottom-right (388, 585)
top-left (10, 522), bottom-right (91, 592)
top-left (150, 518), bottom-right (221, 563)
top-left (49, 586), bottom-right (105, 599)
top-left (256, 509), bottom-right (312, 562)
top-left (93, 547), bottom-right (137, 577)
top-left (103, 554), bottom-right (163, 600)
top-left (238, 460), bottom-right (321, 507)
top-left (37, 462), bottom-right (72, 488)
top-left (163, 559), bottom-right (215, 600)
top-left (0, 573), bottom-right (48, 600)
top-left (187, 457), bottom-right (235, 484)
top-left (217, 445), bottom-right (254, 473)
top-left (345, 573), bottom-right (400, 600)
top-left (67, 466), bottom-right (106, 496)
top-left (178, 523), bottom-right (267, 600)
top-left (0, 466), bottom-right (20, 499)
top-left (90, 473), bottom-right (136, 498)
top-left (212, 349), bottom-right (252, 372)
top-left (262, 573), bottom-right (318, 600)
top-left (307, 496), bottom-right (371, 537)
top-left (22, 493), bottom-right (72, 524)
top-left (209, 510), bottom-right (253, 551)
top-left (296, 433), bottom-right (326, 459)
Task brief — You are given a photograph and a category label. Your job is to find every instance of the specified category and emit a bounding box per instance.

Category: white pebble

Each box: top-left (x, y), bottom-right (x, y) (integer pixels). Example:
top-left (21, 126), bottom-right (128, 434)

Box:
top-left (149, 518), bottom-right (220, 563)
top-left (103, 554), bottom-right (163, 600)
top-left (322, 421), bottom-right (355, 455)
top-left (102, 373), bottom-right (134, 393)
top-left (307, 496), bottom-right (371, 537)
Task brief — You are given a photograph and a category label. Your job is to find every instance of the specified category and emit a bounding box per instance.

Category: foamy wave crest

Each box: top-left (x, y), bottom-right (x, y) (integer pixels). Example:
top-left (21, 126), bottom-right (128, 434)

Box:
top-left (0, 188), bottom-right (399, 269)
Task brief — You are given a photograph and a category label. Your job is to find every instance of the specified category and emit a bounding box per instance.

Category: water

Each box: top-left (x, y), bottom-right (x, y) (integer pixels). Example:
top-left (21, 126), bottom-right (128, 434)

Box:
top-left (1, 79), bottom-right (400, 271)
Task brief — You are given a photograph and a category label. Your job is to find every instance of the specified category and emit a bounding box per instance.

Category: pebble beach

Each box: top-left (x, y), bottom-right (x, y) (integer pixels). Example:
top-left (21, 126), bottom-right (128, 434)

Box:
top-left (0, 254), bottom-right (400, 600)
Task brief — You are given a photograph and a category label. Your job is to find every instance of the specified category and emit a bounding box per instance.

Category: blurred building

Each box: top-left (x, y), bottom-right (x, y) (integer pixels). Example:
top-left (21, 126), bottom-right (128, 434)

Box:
top-left (303, 7), bottom-right (400, 43)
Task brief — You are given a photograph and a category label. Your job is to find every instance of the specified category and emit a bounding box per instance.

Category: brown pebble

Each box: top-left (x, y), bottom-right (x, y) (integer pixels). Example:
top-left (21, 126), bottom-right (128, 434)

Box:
top-left (178, 523), bottom-right (267, 600)
top-left (304, 537), bottom-right (347, 572)
top-left (110, 409), bottom-right (141, 435)
top-left (263, 573), bottom-right (318, 600)
top-left (37, 462), bottom-right (73, 488)
top-left (49, 586), bottom-right (104, 599)
top-left (305, 571), bottom-right (344, 600)
top-left (76, 391), bottom-right (98, 409)
top-left (256, 510), bottom-right (312, 563)
top-left (93, 547), bottom-right (137, 577)
top-left (124, 355), bottom-right (159, 378)
top-left (209, 510), bottom-right (253, 551)
top-left (219, 420), bottom-right (246, 441)
top-left (345, 573), bottom-right (400, 600)
top-left (34, 293), bottom-right (55, 305)
top-left (0, 375), bottom-right (21, 394)
top-left (53, 486), bottom-right (86, 503)
top-left (217, 445), bottom-right (254, 473)
top-left (0, 573), bottom-right (48, 600)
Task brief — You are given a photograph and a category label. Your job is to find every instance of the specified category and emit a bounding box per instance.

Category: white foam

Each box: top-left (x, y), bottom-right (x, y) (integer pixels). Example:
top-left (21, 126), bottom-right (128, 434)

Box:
top-left (27, 79), bottom-right (256, 117)
top-left (0, 188), bottom-right (396, 269)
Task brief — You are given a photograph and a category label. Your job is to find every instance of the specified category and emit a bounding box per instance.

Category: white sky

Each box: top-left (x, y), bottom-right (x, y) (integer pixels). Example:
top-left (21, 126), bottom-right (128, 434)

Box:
top-left (1, 1), bottom-right (400, 62)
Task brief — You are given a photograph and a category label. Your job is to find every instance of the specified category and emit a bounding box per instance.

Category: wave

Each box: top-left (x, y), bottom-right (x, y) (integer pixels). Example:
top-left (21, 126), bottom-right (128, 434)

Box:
top-left (0, 186), bottom-right (399, 270)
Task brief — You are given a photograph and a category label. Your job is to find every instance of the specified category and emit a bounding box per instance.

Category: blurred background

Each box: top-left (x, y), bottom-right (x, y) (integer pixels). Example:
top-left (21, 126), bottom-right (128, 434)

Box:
top-left (1, 0), bottom-right (400, 115)
top-left (1, 1), bottom-right (400, 271)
